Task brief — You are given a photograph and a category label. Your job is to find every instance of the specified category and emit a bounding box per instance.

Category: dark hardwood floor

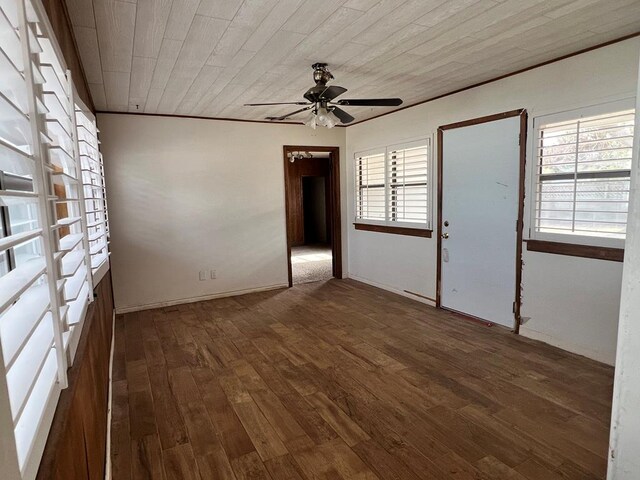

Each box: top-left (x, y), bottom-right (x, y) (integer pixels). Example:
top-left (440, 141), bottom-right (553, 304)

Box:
top-left (111, 279), bottom-right (614, 480)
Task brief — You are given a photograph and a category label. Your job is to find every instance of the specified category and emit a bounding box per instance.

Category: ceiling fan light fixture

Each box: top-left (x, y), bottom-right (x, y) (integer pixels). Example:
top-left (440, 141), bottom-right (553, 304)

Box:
top-left (303, 111), bottom-right (317, 129)
top-left (324, 110), bottom-right (340, 128)
top-left (317, 106), bottom-right (340, 128)
top-left (316, 106), bottom-right (330, 127)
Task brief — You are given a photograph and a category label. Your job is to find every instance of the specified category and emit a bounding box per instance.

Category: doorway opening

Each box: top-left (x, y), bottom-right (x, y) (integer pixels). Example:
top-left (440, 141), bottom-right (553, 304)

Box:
top-left (284, 146), bottom-right (341, 286)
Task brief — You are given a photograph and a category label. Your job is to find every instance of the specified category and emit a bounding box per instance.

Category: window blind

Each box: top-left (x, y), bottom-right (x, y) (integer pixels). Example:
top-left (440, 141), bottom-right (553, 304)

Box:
top-left (355, 139), bottom-right (431, 228)
top-left (0, 0), bottom-right (66, 477)
top-left (388, 143), bottom-right (429, 226)
top-left (76, 104), bottom-right (109, 281)
top-left (534, 108), bottom-right (634, 242)
top-left (39, 15), bottom-right (93, 359)
top-left (356, 150), bottom-right (386, 221)
top-left (0, 1), bottom-right (108, 478)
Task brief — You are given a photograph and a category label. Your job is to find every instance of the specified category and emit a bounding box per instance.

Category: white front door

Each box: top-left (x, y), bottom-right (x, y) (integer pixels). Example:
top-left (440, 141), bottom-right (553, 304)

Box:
top-left (440, 116), bottom-right (521, 328)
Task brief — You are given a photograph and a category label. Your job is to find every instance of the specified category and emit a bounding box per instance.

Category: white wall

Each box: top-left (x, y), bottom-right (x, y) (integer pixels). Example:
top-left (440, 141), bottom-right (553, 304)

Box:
top-left (608, 56), bottom-right (640, 480)
top-left (346, 38), bottom-right (640, 365)
top-left (98, 114), bottom-right (345, 313)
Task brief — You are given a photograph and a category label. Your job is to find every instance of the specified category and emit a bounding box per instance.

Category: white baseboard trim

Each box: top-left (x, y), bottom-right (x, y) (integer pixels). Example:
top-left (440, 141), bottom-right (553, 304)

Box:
top-left (347, 274), bottom-right (436, 307)
top-left (115, 283), bottom-right (289, 314)
top-left (520, 325), bottom-right (615, 366)
top-left (104, 311), bottom-right (116, 480)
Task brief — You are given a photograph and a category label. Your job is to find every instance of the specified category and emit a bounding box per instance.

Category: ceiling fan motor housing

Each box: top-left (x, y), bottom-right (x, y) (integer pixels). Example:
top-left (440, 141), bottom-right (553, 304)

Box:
top-left (312, 63), bottom-right (334, 85)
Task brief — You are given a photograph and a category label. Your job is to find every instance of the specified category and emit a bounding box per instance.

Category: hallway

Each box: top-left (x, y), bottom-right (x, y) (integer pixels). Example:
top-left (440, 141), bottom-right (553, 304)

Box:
top-left (291, 244), bottom-right (333, 285)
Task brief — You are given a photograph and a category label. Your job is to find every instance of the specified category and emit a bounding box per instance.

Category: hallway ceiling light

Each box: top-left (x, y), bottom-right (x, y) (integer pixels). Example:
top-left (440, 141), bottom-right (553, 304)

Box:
top-left (288, 151), bottom-right (313, 163)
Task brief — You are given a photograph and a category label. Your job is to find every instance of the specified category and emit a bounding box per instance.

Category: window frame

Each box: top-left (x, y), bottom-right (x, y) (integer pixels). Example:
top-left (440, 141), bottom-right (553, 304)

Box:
top-left (354, 138), bottom-right (433, 236)
top-left (529, 99), bottom-right (635, 250)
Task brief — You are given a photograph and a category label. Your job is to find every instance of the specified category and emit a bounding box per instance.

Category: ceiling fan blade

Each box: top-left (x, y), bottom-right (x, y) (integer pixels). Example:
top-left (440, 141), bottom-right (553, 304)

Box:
top-left (334, 98), bottom-right (403, 107)
top-left (245, 101), bottom-right (310, 106)
top-left (265, 106), bottom-right (312, 121)
top-left (320, 85), bottom-right (347, 101)
top-left (331, 107), bottom-right (354, 124)
top-left (303, 85), bottom-right (348, 103)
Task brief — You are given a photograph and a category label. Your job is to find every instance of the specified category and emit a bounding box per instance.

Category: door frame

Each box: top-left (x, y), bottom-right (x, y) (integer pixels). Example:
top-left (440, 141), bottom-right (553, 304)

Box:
top-left (284, 145), bottom-right (342, 287)
top-left (436, 109), bottom-right (527, 333)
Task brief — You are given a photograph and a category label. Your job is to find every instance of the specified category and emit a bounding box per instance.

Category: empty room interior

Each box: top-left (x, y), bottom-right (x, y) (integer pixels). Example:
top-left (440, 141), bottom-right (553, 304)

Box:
top-left (2, 0), bottom-right (640, 479)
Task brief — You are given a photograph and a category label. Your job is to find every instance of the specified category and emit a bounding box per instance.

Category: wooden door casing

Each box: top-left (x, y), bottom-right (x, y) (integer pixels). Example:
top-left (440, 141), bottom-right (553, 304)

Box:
top-left (283, 146), bottom-right (342, 286)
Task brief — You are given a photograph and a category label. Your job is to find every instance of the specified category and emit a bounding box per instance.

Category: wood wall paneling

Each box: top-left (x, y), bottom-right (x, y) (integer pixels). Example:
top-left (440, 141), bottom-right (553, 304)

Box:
top-left (36, 271), bottom-right (114, 480)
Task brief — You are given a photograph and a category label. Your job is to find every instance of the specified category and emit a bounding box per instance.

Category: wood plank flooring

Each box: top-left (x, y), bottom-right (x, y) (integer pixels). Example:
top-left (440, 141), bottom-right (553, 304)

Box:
top-left (111, 279), bottom-right (614, 480)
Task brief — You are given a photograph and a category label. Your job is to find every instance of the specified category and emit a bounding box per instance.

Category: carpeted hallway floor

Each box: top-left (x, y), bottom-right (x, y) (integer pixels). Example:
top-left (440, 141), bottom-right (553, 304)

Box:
top-left (291, 244), bottom-right (333, 284)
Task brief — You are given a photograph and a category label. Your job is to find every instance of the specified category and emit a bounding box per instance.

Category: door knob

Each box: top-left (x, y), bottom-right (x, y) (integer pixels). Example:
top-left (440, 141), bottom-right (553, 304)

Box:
top-left (442, 233), bottom-right (449, 239)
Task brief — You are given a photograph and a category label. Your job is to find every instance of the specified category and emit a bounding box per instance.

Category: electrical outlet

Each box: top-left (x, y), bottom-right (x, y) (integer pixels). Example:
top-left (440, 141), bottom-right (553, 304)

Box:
top-left (199, 270), bottom-right (206, 281)
top-left (210, 269), bottom-right (217, 279)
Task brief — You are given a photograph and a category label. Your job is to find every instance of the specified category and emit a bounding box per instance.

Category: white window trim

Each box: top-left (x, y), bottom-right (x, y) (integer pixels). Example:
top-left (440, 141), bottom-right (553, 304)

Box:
top-left (529, 98), bottom-right (635, 249)
top-left (354, 137), bottom-right (433, 230)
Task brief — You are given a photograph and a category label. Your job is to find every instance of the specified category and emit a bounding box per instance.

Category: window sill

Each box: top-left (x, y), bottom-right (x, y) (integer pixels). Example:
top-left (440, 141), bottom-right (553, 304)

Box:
top-left (354, 223), bottom-right (432, 238)
top-left (526, 239), bottom-right (624, 262)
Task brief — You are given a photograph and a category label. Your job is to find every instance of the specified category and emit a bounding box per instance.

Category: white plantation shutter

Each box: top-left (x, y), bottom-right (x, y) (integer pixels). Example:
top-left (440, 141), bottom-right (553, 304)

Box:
top-left (387, 141), bottom-right (430, 228)
top-left (355, 139), bottom-right (431, 229)
top-left (75, 104), bottom-right (109, 282)
top-left (0, 1), bottom-right (65, 477)
top-left (355, 149), bottom-right (386, 221)
top-left (39, 21), bottom-right (93, 360)
top-left (0, 1), bottom-right (109, 478)
top-left (534, 104), bottom-right (635, 245)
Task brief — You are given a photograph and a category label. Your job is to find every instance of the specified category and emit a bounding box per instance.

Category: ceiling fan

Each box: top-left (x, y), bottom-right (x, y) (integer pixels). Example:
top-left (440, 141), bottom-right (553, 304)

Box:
top-left (244, 63), bottom-right (403, 128)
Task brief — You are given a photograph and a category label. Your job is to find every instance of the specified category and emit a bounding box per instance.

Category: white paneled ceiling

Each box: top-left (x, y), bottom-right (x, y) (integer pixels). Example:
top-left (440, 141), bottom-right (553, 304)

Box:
top-left (65, 0), bottom-right (640, 123)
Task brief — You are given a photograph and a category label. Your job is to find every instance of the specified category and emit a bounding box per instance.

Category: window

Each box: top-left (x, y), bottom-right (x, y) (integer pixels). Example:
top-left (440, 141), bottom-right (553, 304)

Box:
top-left (0, 1), bottom-right (109, 478)
top-left (0, 172), bottom-right (40, 274)
top-left (355, 139), bottom-right (431, 233)
top-left (533, 103), bottom-right (635, 247)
